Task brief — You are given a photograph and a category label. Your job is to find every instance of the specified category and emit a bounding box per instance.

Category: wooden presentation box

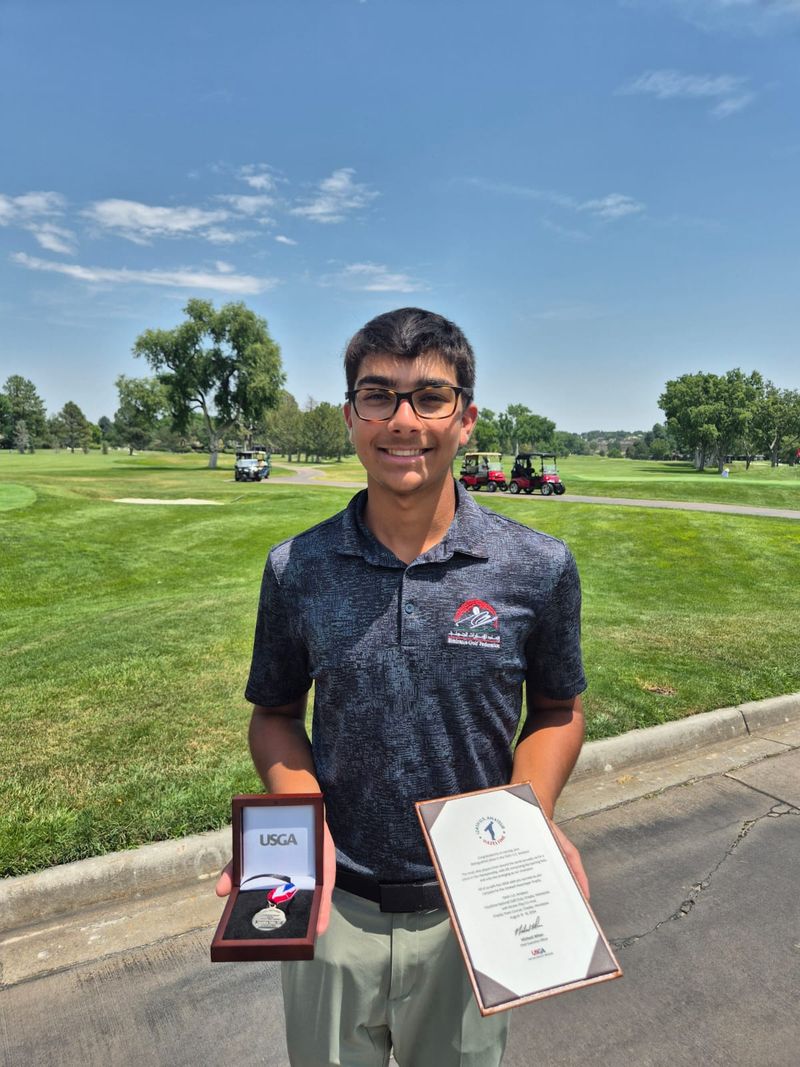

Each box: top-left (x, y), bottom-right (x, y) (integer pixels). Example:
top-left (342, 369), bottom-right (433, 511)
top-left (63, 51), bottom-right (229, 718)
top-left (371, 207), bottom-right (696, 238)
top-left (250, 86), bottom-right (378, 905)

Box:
top-left (211, 793), bottom-right (324, 962)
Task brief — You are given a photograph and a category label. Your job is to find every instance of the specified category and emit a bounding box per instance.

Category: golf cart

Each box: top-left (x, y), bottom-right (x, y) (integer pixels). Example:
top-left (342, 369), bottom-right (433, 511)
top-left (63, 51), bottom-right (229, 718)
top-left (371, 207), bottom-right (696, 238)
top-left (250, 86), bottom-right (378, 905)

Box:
top-left (459, 452), bottom-right (508, 493)
top-left (507, 453), bottom-right (565, 495)
top-left (234, 448), bottom-right (271, 482)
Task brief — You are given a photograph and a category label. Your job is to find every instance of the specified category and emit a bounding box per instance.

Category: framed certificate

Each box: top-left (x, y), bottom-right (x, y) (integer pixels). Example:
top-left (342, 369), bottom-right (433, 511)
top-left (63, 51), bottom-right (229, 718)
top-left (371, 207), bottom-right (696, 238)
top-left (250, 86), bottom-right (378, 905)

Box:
top-left (416, 782), bottom-right (621, 1015)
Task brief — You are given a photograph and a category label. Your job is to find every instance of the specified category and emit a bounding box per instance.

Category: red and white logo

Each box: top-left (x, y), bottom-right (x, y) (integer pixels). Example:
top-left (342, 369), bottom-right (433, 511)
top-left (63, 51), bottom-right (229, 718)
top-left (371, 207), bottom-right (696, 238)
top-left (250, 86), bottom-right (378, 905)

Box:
top-left (447, 598), bottom-right (501, 649)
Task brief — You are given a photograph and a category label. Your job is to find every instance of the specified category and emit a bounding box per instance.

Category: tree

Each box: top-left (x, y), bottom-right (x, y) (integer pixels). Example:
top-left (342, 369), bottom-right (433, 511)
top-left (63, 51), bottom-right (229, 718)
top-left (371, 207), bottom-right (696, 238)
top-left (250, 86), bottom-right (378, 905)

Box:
top-left (490, 404), bottom-right (556, 455)
top-left (473, 416), bottom-right (500, 452)
top-left (660, 370), bottom-right (765, 471)
top-left (2, 376), bottom-right (47, 450)
top-left (660, 372), bottom-right (724, 469)
top-left (708, 369), bottom-right (763, 472)
top-left (263, 390), bottom-right (304, 460)
top-left (496, 411), bottom-right (515, 455)
top-left (133, 299), bottom-right (285, 469)
top-left (301, 398), bottom-right (349, 461)
top-left (626, 439), bottom-right (650, 460)
top-left (114, 375), bottom-right (166, 455)
top-left (755, 384), bottom-right (800, 467)
top-left (13, 419), bottom-right (29, 454)
top-left (0, 393), bottom-right (13, 448)
top-left (53, 402), bottom-right (92, 453)
top-left (553, 431), bottom-right (590, 457)
top-left (514, 411), bottom-right (556, 453)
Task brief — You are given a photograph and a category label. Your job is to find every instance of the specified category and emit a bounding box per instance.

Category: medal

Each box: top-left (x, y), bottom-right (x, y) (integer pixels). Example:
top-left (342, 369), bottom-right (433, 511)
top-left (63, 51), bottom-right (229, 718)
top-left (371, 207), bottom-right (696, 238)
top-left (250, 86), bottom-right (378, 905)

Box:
top-left (252, 905), bottom-right (287, 931)
top-left (251, 879), bottom-right (298, 932)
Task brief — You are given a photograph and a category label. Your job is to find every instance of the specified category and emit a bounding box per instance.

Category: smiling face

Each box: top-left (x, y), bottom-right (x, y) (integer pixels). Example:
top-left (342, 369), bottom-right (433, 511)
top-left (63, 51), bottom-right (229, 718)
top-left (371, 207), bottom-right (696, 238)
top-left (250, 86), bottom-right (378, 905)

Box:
top-left (344, 351), bottom-right (478, 499)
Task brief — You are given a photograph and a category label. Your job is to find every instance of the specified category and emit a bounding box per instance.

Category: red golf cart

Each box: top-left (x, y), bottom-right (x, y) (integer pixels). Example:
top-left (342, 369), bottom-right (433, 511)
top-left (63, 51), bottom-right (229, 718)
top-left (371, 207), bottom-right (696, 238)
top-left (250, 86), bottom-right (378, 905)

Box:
top-left (507, 453), bottom-right (565, 495)
top-left (459, 452), bottom-right (508, 493)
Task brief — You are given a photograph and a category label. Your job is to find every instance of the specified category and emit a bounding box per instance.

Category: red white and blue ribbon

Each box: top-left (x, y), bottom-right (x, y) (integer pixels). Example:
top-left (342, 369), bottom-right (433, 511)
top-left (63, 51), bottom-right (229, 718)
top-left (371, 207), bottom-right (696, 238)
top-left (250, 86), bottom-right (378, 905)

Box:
top-left (267, 881), bottom-right (297, 906)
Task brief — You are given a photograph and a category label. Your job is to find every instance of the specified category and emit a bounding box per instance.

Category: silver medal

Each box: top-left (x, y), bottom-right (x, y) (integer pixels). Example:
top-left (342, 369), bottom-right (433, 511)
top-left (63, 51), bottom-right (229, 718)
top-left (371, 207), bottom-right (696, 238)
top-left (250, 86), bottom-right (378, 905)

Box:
top-left (252, 905), bottom-right (286, 932)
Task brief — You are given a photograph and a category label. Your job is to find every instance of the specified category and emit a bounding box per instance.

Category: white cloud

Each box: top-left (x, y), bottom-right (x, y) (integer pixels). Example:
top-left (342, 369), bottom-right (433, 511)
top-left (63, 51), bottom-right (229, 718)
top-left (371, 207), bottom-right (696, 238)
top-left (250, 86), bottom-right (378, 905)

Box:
top-left (204, 227), bottom-right (245, 244)
top-left (83, 199), bottom-right (231, 244)
top-left (218, 193), bottom-right (273, 217)
top-left (237, 164), bottom-right (279, 192)
top-left (621, 69), bottom-right (754, 117)
top-left (12, 252), bottom-right (277, 295)
top-left (322, 262), bottom-right (425, 293)
top-left (28, 223), bottom-right (77, 255)
top-left (291, 168), bottom-right (378, 224)
top-left (465, 178), bottom-right (645, 222)
top-left (579, 194), bottom-right (645, 220)
top-left (275, 235), bottom-right (297, 245)
top-left (711, 91), bottom-right (755, 117)
top-left (0, 190), bottom-right (66, 224)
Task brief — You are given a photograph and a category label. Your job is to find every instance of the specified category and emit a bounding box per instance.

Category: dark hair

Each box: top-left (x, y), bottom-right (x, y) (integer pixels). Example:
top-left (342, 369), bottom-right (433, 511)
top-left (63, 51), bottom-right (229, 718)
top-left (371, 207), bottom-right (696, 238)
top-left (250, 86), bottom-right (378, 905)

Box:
top-left (344, 308), bottom-right (475, 394)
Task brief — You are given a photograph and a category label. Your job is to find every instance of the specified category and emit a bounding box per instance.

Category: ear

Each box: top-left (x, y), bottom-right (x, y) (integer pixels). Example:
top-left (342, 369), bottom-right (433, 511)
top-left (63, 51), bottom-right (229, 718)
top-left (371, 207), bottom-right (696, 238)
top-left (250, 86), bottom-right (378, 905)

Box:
top-left (343, 402), bottom-right (355, 441)
top-left (459, 400), bottom-right (479, 448)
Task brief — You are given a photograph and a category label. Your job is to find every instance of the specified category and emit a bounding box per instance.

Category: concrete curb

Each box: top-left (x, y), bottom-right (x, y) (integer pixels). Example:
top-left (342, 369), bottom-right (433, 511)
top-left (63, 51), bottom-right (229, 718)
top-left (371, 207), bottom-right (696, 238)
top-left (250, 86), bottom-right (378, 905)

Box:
top-left (2, 692), bottom-right (798, 934)
top-left (572, 692), bottom-right (800, 779)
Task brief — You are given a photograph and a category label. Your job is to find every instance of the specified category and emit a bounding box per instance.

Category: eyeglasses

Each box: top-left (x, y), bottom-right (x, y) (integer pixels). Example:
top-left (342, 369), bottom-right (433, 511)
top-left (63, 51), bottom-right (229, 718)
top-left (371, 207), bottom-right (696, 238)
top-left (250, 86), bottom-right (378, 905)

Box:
top-left (346, 385), bottom-right (469, 422)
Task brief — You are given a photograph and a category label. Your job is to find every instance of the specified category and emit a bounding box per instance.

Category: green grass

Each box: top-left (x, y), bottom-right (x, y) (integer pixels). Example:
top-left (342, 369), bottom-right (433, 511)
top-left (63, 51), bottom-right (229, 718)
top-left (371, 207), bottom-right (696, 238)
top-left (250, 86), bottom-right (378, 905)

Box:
top-left (452, 454), bottom-right (800, 509)
top-left (553, 455), bottom-right (800, 510)
top-left (244, 451), bottom-right (800, 507)
top-left (271, 456), bottom-right (366, 481)
top-left (2, 449), bottom-right (799, 876)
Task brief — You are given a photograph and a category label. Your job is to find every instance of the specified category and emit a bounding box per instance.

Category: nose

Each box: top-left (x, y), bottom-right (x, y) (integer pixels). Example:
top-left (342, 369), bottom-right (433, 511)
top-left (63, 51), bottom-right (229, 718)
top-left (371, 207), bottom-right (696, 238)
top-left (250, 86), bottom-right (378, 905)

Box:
top-left (387, 395), bottom-right (422, 431)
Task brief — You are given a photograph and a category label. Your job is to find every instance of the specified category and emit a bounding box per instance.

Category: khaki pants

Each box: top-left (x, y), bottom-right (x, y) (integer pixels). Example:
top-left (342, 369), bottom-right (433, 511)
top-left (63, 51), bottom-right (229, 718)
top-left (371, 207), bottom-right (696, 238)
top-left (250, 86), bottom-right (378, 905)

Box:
top-left (282, 889), bottom-right (509, 1067)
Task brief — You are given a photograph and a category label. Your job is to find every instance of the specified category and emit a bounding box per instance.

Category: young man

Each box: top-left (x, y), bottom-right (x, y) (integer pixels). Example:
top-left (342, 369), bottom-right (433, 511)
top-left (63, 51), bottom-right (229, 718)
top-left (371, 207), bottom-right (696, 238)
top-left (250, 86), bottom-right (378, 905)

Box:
top-left (218, 308), bottom-right (588, 1067)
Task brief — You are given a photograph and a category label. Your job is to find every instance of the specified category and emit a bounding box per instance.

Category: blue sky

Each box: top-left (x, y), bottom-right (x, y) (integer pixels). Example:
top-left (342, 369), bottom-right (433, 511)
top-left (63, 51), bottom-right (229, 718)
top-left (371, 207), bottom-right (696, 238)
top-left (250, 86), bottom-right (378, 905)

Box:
top-left (1, 0), bottom-right (798, 432)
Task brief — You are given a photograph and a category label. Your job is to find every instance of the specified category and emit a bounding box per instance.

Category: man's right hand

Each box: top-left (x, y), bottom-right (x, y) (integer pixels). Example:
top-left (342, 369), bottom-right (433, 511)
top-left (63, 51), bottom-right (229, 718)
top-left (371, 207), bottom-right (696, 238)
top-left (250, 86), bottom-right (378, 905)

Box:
top-left (215, 861), bottom-right (233, 898)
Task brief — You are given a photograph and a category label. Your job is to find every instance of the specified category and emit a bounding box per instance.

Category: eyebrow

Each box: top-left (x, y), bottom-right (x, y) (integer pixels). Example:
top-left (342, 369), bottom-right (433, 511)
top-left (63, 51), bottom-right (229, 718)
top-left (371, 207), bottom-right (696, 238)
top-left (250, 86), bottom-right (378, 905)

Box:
top-left (354, 375), bottom-right (457, 389)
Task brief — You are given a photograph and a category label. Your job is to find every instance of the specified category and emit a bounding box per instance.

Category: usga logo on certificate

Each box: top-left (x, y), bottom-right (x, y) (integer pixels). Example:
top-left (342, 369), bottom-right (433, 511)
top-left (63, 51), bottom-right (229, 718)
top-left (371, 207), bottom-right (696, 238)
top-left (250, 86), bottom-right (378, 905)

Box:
top-left (475, 816), bottom-right (507, 845)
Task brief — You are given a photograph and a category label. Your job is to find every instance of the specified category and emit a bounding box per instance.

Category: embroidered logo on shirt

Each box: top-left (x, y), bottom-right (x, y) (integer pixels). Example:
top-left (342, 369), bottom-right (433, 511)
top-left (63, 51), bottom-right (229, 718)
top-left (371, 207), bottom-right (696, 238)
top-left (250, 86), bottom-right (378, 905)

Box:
top-left (447, 599), bottom-right (501, 649)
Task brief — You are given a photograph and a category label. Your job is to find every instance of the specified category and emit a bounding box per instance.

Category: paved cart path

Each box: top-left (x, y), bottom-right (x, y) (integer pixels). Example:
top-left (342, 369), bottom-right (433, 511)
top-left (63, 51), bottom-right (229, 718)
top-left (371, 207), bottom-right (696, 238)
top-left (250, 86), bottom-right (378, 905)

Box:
top-left (3, 723), bottom-right (799, 1067)
top-left (271, 472), bottom-right (800, 519)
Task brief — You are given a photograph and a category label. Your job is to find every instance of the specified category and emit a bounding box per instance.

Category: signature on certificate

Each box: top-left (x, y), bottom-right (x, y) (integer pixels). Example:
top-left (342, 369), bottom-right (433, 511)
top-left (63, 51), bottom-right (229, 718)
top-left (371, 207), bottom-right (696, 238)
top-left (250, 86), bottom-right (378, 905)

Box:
top-left (514, 917), bottom-right (542, 937)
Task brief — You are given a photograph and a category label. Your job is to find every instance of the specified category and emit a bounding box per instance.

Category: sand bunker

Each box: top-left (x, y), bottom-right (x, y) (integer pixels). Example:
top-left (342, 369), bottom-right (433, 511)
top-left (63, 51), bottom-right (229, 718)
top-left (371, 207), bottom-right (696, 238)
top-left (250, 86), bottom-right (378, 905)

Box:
top-left (114, 498), bottom-right (223, 506)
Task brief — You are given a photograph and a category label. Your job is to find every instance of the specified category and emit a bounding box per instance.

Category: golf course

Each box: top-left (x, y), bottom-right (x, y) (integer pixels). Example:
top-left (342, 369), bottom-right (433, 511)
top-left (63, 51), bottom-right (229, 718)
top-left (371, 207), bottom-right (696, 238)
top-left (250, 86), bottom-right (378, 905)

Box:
top-left (2, 450), bottom-right (798, 878)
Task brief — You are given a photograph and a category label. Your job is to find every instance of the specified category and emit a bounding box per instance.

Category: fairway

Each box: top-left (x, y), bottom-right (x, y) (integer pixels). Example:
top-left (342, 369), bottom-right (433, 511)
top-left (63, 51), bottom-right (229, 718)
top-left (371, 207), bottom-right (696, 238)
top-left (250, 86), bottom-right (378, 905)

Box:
top-left (2, 450), bottom-right (799, 877)
top-left (286, 453), bottom-right (800, 512)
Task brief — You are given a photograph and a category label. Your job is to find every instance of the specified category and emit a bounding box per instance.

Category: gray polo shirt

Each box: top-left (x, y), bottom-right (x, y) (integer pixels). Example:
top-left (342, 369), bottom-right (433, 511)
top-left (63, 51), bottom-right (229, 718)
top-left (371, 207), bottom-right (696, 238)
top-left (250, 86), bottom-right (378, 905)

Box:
top-left (246, 481), bottom-right (586, 883)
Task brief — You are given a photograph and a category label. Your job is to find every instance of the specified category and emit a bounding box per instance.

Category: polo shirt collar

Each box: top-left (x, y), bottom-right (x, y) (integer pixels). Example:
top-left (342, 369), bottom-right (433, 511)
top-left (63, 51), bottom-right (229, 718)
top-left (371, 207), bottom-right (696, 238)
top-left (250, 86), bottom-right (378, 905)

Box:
top-left (337, 480), bottom-right (490, 566)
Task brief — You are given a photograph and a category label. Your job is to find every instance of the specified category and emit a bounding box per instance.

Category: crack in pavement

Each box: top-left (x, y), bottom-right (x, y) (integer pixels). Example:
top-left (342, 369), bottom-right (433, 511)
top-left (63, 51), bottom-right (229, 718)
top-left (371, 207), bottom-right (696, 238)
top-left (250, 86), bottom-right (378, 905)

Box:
top-left (611, 802), bottom-right (799, 950)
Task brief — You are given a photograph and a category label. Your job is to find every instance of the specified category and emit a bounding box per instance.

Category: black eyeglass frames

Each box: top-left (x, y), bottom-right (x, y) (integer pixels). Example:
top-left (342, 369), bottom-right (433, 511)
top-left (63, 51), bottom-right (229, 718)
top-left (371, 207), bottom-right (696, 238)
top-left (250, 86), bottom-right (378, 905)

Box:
top-left (345, 385), bottom-right (469, 422)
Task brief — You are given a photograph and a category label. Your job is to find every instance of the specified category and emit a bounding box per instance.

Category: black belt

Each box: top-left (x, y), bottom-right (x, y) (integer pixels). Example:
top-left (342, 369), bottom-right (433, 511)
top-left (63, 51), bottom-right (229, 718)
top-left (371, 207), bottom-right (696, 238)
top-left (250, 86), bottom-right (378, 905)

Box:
top-left (336, 867), bottom-right (444, 912)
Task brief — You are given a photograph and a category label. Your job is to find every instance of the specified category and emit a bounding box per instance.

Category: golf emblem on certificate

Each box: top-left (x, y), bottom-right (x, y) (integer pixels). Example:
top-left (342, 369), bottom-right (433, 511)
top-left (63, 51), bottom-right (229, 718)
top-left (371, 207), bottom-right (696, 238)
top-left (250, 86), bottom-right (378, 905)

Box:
top-left (417, 782), bottom-right (621, 1015)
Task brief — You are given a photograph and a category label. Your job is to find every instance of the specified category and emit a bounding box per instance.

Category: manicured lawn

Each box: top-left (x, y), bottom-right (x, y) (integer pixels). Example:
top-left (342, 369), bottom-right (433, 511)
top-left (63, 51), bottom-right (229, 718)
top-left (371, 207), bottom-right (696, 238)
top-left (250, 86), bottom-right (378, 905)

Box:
top-left (554, 455), bottom-right (800, 510)
top-left (257, 452), bottom-right (800, 509)
top-left (449, 454), bottom-right (799, 509)
top-left (2, 449), bottom-right (799, 876)
top-left (272, 456), bottom-right (366, 481)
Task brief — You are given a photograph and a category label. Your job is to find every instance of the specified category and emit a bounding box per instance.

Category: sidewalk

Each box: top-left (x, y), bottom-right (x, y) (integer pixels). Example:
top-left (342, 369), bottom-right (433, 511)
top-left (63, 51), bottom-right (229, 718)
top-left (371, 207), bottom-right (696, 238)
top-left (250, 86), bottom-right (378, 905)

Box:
top-left (1, 695), bottom-right (798, 1066)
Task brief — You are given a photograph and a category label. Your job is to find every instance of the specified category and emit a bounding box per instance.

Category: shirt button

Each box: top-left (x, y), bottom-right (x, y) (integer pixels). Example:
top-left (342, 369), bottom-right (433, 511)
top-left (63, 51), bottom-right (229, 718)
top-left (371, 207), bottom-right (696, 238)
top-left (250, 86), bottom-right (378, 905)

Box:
top-left (404, 603), bottom-right (414, 614)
